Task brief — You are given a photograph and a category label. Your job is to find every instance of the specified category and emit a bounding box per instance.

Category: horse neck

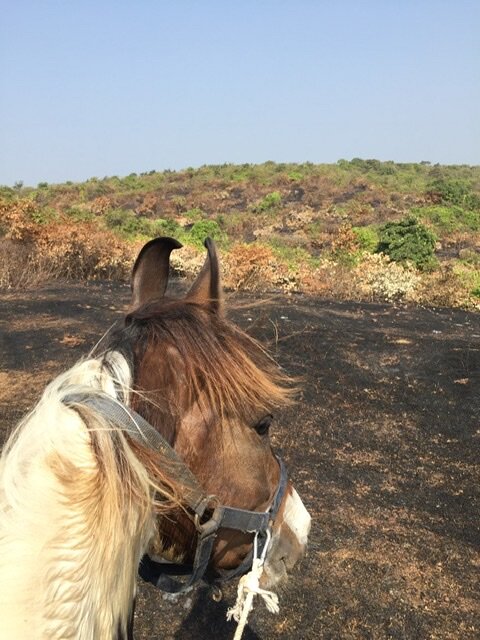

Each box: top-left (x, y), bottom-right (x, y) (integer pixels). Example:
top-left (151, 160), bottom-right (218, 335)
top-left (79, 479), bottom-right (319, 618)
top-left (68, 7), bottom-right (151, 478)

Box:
top-left (0, 354), bottom-right (154, 639)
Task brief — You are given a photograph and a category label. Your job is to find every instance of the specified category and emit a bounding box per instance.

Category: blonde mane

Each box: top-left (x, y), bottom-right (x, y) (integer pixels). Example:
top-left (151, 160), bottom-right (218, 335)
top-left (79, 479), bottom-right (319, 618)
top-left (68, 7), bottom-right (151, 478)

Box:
top-left (0, 352), bottom-right (158, 639)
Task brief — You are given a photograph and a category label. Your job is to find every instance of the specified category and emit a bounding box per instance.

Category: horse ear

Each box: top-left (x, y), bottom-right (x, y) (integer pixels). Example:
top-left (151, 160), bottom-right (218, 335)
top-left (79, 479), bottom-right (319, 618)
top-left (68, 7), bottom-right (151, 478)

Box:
top-left (131, 237), bottom-right (182, 309)
top-left (186, 237), bottom-right (223, 314)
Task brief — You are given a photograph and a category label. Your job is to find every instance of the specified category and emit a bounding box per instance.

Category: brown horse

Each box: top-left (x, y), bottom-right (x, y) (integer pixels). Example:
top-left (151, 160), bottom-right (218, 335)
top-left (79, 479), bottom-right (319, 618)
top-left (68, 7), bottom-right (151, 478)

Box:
top-left (0, 237), bottom-right (311, 639)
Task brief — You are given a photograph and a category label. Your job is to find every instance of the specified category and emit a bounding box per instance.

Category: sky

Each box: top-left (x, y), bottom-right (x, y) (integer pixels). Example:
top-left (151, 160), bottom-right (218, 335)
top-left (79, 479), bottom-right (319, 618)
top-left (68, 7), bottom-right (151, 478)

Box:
top-left (1, 1), bottom-right (479, 186)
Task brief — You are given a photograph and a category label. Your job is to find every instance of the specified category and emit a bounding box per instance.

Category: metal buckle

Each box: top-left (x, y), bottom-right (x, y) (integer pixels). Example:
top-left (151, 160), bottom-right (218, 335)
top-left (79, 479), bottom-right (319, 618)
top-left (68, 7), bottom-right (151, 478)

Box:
top-left (193, 494), bottom-right (220, 532)
top-left (196, 505), bottom-right (225, 538)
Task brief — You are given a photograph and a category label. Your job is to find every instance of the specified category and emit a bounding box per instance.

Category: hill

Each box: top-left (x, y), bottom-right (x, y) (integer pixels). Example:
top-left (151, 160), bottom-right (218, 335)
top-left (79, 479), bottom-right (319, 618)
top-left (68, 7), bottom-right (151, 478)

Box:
top-left (1, 160), bottom-right (479, 308)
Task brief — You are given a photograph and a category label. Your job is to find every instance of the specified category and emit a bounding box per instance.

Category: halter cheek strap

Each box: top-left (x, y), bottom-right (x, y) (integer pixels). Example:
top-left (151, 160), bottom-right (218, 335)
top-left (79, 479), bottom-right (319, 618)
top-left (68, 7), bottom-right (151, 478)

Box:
top-left (62, 392), bottom-right (289, 593)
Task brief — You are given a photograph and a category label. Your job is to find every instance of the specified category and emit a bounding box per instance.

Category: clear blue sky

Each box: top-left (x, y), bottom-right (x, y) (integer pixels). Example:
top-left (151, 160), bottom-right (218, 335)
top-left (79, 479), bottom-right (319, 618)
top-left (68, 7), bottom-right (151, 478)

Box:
top-left (1, 1), bottom-right (479, 186)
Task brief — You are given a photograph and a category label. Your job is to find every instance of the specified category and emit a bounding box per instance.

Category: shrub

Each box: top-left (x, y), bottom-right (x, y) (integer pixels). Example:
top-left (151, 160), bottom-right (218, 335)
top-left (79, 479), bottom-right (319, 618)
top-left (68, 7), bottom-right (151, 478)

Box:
top-left (65, 206), bottom-right (95, 222)
top-left (89, 196), bottom-right (112, 215)
top-left (171, 195), bottom-right (187, 211)
top-left (152, 218), bottom-right (181, 237)
top-left (184, 207), bottom-right (205, 222)
top-left (267, 239), bottom-right (319, 271)
top-left (428, 178), bottom-right (480, 209)
top-left (223, 243), bottom-right (293, 291)
top-left (30, 206), bottom-right (58, 225)
top-left (34, 224), bottom-right (135, 281)
top-left (0, 197), bottom-right (38, 240)
top-left (458, 249), bottom-right (480, 266)
top-left (452, 262), bottom-right (480, 300)
top-left (352, 226), bottom-right (379, 252)
top-left (0, 217), bottom-right (136, 287)
top-left (377, 216), bottom-right (437, 270)
top-left (413, 266), bottom-right (474, 308)
top-left (186, 220), bottom-right (227, 248)
top-left (0, 238), bottom-right (56, 288)
top-left (417, 205), bottom-right (480, 233)
top-left (355, 253), bottom-right (420, 301)
top-left (254, 191), bottom-right (282, 212)
top-left (105, 208), bottom-right (156, 237)
top-left (330, 224), bottom-right (362, 266)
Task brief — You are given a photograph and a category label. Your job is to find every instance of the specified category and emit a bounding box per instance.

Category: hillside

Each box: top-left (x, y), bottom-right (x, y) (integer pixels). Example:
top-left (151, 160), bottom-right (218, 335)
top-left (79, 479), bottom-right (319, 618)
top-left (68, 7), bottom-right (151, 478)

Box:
top-left (1, 160), bottom-right (479, 308)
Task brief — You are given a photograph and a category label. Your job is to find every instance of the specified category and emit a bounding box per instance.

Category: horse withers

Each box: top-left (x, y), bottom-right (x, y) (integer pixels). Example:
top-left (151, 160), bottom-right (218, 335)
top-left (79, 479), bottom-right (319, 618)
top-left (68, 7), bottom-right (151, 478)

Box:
top-left (0, 237), bottom-right (311, 639)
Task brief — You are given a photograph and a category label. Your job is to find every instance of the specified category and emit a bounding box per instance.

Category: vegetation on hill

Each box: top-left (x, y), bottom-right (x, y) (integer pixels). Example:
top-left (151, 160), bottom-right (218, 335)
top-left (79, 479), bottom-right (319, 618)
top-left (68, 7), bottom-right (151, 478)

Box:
top-left (1, 160), bottom-right (479, 308)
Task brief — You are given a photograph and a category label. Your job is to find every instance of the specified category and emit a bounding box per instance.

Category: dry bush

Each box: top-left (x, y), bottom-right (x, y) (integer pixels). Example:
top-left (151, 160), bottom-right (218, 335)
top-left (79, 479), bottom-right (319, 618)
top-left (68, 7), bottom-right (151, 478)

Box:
top-left (354, 253), bottom-right (420, 302)
top-left (89, 196), bottom-right (112, 215)
top-left (0, 198), bottom-right (39, 241)
top-left (0, 198), bottom-right (136, 287)
top-left (170, 244), bottom-right (204, 278)
top-left (413, 266), bottom-right (475, 308)
top-left (300, 259), bottom-right (361, 299)
top-left (331, 223), bottom-right (360, 254)
top-left (299, 254), bottom-right (421, 303)
top-left (136, 193), bottom-right (159, 216)
top-left (0, 238), bottom-right (56, 289)
top-left (223, 243), bottom-right (293, 291)
top-left (35, 223), bottom-right (136, 281)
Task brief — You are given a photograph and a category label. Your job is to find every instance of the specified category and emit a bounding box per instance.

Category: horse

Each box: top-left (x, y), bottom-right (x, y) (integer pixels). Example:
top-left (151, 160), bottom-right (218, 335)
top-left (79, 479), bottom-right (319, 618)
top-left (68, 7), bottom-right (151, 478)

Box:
top-left (0, 237), bottom-right (311, 639)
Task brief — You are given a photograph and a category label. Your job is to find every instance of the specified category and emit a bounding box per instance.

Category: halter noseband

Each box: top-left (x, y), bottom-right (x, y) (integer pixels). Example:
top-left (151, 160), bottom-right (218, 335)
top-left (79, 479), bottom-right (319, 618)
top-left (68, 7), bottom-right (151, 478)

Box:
top-left (63, 393), bottom-right (288, 594)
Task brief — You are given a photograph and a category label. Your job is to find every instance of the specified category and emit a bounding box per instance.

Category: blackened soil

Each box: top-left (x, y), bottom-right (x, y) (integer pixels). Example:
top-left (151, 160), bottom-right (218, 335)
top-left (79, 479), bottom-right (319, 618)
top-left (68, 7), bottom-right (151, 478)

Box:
top-left (0, 282), bottom-right (479, 640)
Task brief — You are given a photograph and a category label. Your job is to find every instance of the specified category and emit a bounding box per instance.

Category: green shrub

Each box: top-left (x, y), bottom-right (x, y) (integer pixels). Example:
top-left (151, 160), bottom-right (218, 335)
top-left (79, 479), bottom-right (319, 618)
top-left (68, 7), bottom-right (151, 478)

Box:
top-left (255, 191), bottom-right (282, 212)
top-left (377, 216), bottom-right (437, 270)
top-left (105, 209), bottom-right (157, 237)
top-left (352, 226), bottom-right (379, 252)
top-left (184, 208), bottom-right (205, 222)
top-left (452, 262), bottom-right (480, 299)
top-left (30, 206), bottom-right (58, 225)
top-left (288, 171), bottom-right (303, 181)
top-left (151, 218), bottom-right (181, 237)
top-left (186, 220), bottom-right (227, 248)
top-left (0, 187), bottom-right (15, 200)
top-left (428, 178), bottom-right (480, 209)
top-left (268, 239), bottom-right (319, 270)
top-left (65, 206), bottom-right (95, 222)
top-left (417, 205), bottom-right (480, 233)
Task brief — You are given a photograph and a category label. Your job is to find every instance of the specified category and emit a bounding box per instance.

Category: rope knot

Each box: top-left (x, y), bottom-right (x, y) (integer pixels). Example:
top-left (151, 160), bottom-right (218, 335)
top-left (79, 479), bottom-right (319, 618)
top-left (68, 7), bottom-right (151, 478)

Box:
top-left (226, 532), bottom-right (279, 640)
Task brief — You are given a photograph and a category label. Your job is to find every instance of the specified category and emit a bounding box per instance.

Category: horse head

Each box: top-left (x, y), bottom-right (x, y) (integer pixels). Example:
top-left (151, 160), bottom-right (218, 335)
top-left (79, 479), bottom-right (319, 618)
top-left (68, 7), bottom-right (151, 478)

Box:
top-left (120, 237), bottom-right (311, 590)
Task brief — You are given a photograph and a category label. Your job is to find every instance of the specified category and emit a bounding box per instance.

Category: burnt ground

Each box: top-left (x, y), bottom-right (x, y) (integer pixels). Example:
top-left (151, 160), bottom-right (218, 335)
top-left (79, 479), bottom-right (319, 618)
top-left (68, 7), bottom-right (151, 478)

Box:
top-left (0, 282), bottom-right (479, 640)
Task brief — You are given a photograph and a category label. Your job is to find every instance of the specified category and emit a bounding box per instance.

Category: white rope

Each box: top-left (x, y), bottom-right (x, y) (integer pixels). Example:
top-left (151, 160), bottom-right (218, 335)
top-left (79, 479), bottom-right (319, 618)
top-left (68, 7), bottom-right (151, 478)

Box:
top-left (226, 531), bottom-right (279, 640)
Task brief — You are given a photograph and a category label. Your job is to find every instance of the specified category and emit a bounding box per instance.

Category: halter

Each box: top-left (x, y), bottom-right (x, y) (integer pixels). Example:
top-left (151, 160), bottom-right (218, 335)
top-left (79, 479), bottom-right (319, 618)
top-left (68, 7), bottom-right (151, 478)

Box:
top-left (63, 393), bottom-right (289, 594)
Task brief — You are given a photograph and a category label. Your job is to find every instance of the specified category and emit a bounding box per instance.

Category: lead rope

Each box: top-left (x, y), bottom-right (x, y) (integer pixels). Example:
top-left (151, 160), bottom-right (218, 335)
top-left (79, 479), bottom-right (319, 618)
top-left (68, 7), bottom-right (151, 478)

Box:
top-left (226, 531), bottom-right (279, 640)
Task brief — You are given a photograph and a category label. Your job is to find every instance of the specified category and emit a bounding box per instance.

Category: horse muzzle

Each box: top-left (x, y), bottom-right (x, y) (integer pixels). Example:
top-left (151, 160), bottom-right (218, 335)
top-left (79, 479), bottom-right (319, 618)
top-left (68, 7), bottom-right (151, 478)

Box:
top-left (261, 485), bottom-right (311, 589)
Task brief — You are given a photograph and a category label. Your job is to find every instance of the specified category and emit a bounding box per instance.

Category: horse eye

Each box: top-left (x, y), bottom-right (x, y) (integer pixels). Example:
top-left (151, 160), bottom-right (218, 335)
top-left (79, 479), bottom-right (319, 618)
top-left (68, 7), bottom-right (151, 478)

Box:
top-left (254, 414), bottom-right (273, 436)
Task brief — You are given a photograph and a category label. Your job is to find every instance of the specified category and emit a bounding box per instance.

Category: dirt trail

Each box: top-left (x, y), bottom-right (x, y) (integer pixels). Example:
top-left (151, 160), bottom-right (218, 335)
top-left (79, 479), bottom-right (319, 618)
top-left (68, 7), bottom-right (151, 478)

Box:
top-left (1, 282), bottom-right (479, 639)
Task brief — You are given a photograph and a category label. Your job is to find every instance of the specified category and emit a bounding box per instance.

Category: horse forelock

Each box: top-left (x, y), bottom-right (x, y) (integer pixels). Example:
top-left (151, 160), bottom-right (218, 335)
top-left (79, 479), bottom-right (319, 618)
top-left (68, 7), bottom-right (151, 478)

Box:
top-left (120, 299), bottom-right (296, 427)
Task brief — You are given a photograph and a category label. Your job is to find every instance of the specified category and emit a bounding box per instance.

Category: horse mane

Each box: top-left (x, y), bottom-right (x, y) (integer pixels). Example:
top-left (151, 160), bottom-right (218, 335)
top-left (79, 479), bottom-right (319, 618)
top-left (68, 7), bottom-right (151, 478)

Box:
top-left (0, 351), bottom-right (178, 639)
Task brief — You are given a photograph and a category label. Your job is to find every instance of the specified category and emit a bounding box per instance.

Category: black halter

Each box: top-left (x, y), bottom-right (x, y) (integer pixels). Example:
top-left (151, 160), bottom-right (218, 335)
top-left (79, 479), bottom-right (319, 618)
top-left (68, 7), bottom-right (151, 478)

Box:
top-left (63, 393), bottom-right (289, 594)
